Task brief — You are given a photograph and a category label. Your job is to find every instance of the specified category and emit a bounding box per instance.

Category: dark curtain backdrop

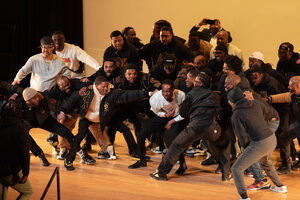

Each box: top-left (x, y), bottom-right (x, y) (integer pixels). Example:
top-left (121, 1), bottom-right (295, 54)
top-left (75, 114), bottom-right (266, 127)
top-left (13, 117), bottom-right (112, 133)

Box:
top-left (0, 0), bottom-right (83, 86)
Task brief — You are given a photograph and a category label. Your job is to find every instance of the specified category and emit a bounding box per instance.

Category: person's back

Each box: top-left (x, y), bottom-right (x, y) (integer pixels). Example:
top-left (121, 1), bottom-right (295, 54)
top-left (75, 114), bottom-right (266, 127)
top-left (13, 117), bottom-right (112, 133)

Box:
top-left (0, 101), bottom-right (32, 200)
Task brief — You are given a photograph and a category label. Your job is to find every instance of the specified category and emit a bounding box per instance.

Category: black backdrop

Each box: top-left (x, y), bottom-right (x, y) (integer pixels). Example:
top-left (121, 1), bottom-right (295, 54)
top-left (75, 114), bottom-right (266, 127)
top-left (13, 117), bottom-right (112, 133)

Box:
top-left (0, 0), bottom-right (83, 86)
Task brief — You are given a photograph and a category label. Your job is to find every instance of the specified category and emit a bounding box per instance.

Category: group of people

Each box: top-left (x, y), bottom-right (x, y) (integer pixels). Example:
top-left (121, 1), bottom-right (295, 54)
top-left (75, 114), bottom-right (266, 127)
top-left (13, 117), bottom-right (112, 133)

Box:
top-left (1, 18), bottom-right (299, 200)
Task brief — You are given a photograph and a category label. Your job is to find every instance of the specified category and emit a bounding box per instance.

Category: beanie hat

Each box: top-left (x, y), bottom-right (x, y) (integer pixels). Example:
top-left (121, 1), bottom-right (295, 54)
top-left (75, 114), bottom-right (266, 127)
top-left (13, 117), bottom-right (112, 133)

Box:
top-left (249, 51), bottom-right (264, 62)
top-left (23, 87), bottom-right (37, 101)
top-left (227, 87), bottom-right (244, 103)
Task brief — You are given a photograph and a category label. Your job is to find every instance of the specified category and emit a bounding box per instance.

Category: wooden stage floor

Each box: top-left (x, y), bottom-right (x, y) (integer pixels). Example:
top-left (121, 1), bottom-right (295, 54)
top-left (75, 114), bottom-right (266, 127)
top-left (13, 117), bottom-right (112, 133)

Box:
top-left (7, 128), bottom-right (300, 200)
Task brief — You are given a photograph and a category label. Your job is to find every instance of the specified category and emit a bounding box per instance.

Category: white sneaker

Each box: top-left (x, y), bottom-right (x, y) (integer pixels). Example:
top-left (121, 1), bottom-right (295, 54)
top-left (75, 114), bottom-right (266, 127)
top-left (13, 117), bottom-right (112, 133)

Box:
top-left (56, 148), bottom-right (67, 160)
top-left (270, 185), bottom-right (287, 193)
top-left (107, 145), bottom-right (117, 160)
top-left (52, 146), bottom-right (59, 155)
top-left (151, 146), bottom-right (163, 154)
top-left (239, 198), bottom-right (250, 200)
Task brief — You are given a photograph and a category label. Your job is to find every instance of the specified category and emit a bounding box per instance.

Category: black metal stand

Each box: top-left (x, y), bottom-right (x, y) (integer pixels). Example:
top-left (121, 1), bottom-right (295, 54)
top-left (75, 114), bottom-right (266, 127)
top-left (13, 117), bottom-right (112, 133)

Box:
top-left (40, 167), bottom-right (60, 200)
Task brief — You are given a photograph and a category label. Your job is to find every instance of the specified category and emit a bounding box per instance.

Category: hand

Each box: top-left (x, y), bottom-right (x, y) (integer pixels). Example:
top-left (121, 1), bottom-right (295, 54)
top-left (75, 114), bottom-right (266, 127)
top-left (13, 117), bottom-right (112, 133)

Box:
top-left (149, 89), bottom-right (159, 96)
top-left (165, 119), bottom-right (175, 130)
top-left (243, 90), bottom-right (254, 101)
top-left (57, 112), bottom-right (66, 124)
top-left (199, 18), bottom-right (209, 26)
top-left (18, 176), bottom-right (28, 184)
top-left (165, 108), bottom-right (175, 118)
top-left (11, 80), bottom-right (20, 86)
top-left (9, 93), bottom-right (18, 100)
top-left (79, 87), bottom-right (87, 96)
top-left (80, 77), bottom-right (90, 82)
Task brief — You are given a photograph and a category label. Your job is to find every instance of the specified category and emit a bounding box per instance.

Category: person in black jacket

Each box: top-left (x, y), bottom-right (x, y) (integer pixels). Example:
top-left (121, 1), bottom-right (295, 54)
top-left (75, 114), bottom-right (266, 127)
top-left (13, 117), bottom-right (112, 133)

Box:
top-left (228, 87), bottom-right (286, 200)
top-left (149, 74), bottom-right (223, 181)
top-left (0, 100), bottom-right (33, 200)
top-left (276, 42), bottom-right (300, 80)
top-left (140, 26), bottom-right (193, 71)
top-left (103, 30), bottom-right (141, 71)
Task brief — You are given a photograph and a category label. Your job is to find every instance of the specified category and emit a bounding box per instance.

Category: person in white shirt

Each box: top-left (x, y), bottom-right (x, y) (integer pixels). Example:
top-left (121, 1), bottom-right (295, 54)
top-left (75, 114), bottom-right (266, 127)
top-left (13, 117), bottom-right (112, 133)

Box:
top-left (128, 79), bottom-right (187, 170)
top-left (210, 30), bottom-right (244, 64)
top-left (52, 30), bottom-right (100, 78)
top-left (12, 36), bottom-right (69, 92)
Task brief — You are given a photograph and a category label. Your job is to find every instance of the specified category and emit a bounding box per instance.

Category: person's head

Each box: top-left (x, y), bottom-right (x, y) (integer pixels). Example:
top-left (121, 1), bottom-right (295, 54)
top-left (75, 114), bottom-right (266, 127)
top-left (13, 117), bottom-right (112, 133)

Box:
top-left (186, 69), bottom-right (200, 88)
top-left (193, 54), bottom-right (207, 69)
top-left (177, 65), bottom-right (194, 80)
top-left (249, 51), bottom-right (264, 68)
top-left (210, 19), bottom-right (222, 36)
top-left (40, 36), bottom-right (55, 59)
top-left (214, 43), bottom-right (228, 62)
top-left (224, 74), bottom-right (241, 92)
top-left (0, 100), bottom-right (22, 127)
top-left (288, 76), bottom-right (300, 95)
top-left (23, 87), bottom-right (43, 108)
top-left (188, 31), bottom-right (200, 51)
top-left (94, 76), bottom-right (110, 95)
top-left (122, 27), bottom-right (136, 43)
top-left (103, 58), bottom-right (116, 77)
top-left (110, 30), bottom-right (124, 51)
top-left (248, 66), bottom-right (264, 86)
top-left (160, 26), bottom-right (173, 46)
top-left (194, 72), bottom-right (210, 88)
top-left (223, 56), bottom-right (243, 76)
top-left (216, 31), bottom-right (230, 45)
top-left (124, 64), bottom-right (139, 84)
top-left (227, 87), bottom-right (245, 107)
top-left (153, 20), bottom-right (172, 40)
top-left (278, 42), bottom-right (294, 62)
top-left (52, 30), bottom-right (65, 51)
top-left (161, 79), bottom-right (174, 101)
top-left (57, 76), bottom-right (71, 94)
top-left (163, 53), bottom-right (177, 75)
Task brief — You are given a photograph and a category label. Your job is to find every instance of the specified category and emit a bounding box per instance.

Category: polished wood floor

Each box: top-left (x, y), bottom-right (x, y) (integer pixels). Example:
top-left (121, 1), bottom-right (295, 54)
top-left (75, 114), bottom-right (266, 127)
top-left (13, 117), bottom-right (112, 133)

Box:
top-left (7, 128), bottom-right (300, 200)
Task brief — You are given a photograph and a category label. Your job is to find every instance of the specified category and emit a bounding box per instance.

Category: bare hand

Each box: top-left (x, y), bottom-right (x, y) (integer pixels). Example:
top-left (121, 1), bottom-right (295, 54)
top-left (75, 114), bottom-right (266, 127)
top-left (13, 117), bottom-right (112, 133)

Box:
top-left (150, 89), bottom-right (159, 96)
top-left (9, 93), bottom-right (18, 100)
top-left (164, 119), bottom-right (175, 130)
top-left (79, 87), bottom-right (87, 96)
top-left (18, 176), bottom-right (28, 184)
top-left (165, 108), bottom-right (175, 118)
top-left (57, 112), bottom-right (66, 124)
top-left (199, 18), bottom-right (209, 26)
top-left (11, 80), bottom-right (20, 86)
top-left (243, 90), bottom-right (254, 101)
top-left (81, 78), bottom-right (90, 82)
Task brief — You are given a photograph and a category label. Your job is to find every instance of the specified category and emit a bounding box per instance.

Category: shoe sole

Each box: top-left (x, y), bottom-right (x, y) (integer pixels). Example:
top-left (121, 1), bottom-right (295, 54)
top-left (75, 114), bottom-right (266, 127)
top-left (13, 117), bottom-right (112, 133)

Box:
top-left (149, 173), bottom-right (167, 181)
top-left (248, 184), bottom-right (271, 191)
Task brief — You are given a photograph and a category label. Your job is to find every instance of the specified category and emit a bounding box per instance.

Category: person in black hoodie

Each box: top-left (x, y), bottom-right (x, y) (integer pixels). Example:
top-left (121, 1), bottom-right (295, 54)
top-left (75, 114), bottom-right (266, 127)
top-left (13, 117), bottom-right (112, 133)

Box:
top-left (228, 87), bottom-right (287, 200)
top-left (0, 100), bottom-right (33, 200)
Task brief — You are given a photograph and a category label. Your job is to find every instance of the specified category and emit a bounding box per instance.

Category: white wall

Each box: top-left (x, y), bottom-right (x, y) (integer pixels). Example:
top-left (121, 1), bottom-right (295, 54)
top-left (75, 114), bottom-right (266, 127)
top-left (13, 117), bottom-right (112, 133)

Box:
top-left (83, 0), bottom-right (300, 75)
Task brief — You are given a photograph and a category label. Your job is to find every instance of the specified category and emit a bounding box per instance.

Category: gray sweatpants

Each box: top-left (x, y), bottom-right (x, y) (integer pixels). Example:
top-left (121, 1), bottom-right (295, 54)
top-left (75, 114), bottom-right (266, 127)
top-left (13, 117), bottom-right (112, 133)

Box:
top-left (231, 134), bottom-right (283, 196)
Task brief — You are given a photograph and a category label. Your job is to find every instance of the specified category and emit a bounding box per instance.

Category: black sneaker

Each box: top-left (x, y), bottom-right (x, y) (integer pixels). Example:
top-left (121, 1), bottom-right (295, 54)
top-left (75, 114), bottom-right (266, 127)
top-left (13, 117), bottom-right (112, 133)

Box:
top-left (38, 152), bottom-right (50, 166)
top-left (46, 133), bottom-right (58, 146)
top-left (175, 162), bottom-right (187, 175)
top-left (276, 165), bottom-right (291, 175)
top-left (81, 154), bottom-right (96, 165)
top-left (64, 159), bottom-right (74, 171)
top-left (149, 170), bottom-right (167, 181)
top-left (97, 151), bottom-right (109, 159)
top-left (201, 156), bottom-right (216, 166)
top-left (292, 161), bottom-right (300, 170)
top-left (128, 160), bottom-right (147, 169)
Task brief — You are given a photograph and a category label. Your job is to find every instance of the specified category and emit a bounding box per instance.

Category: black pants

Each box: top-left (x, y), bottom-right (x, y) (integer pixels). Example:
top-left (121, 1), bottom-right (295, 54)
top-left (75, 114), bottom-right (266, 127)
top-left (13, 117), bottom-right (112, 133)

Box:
top-left (108, 120), bottom-right (137, 155)
top-left (158, 119), bottom-right (220, 175)
top-left (136, 115), bottom-right (185, 160)
top-left (29, 135), bottom-right (43, 156)
top-left (278, 121), bottom-right (300, 165)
